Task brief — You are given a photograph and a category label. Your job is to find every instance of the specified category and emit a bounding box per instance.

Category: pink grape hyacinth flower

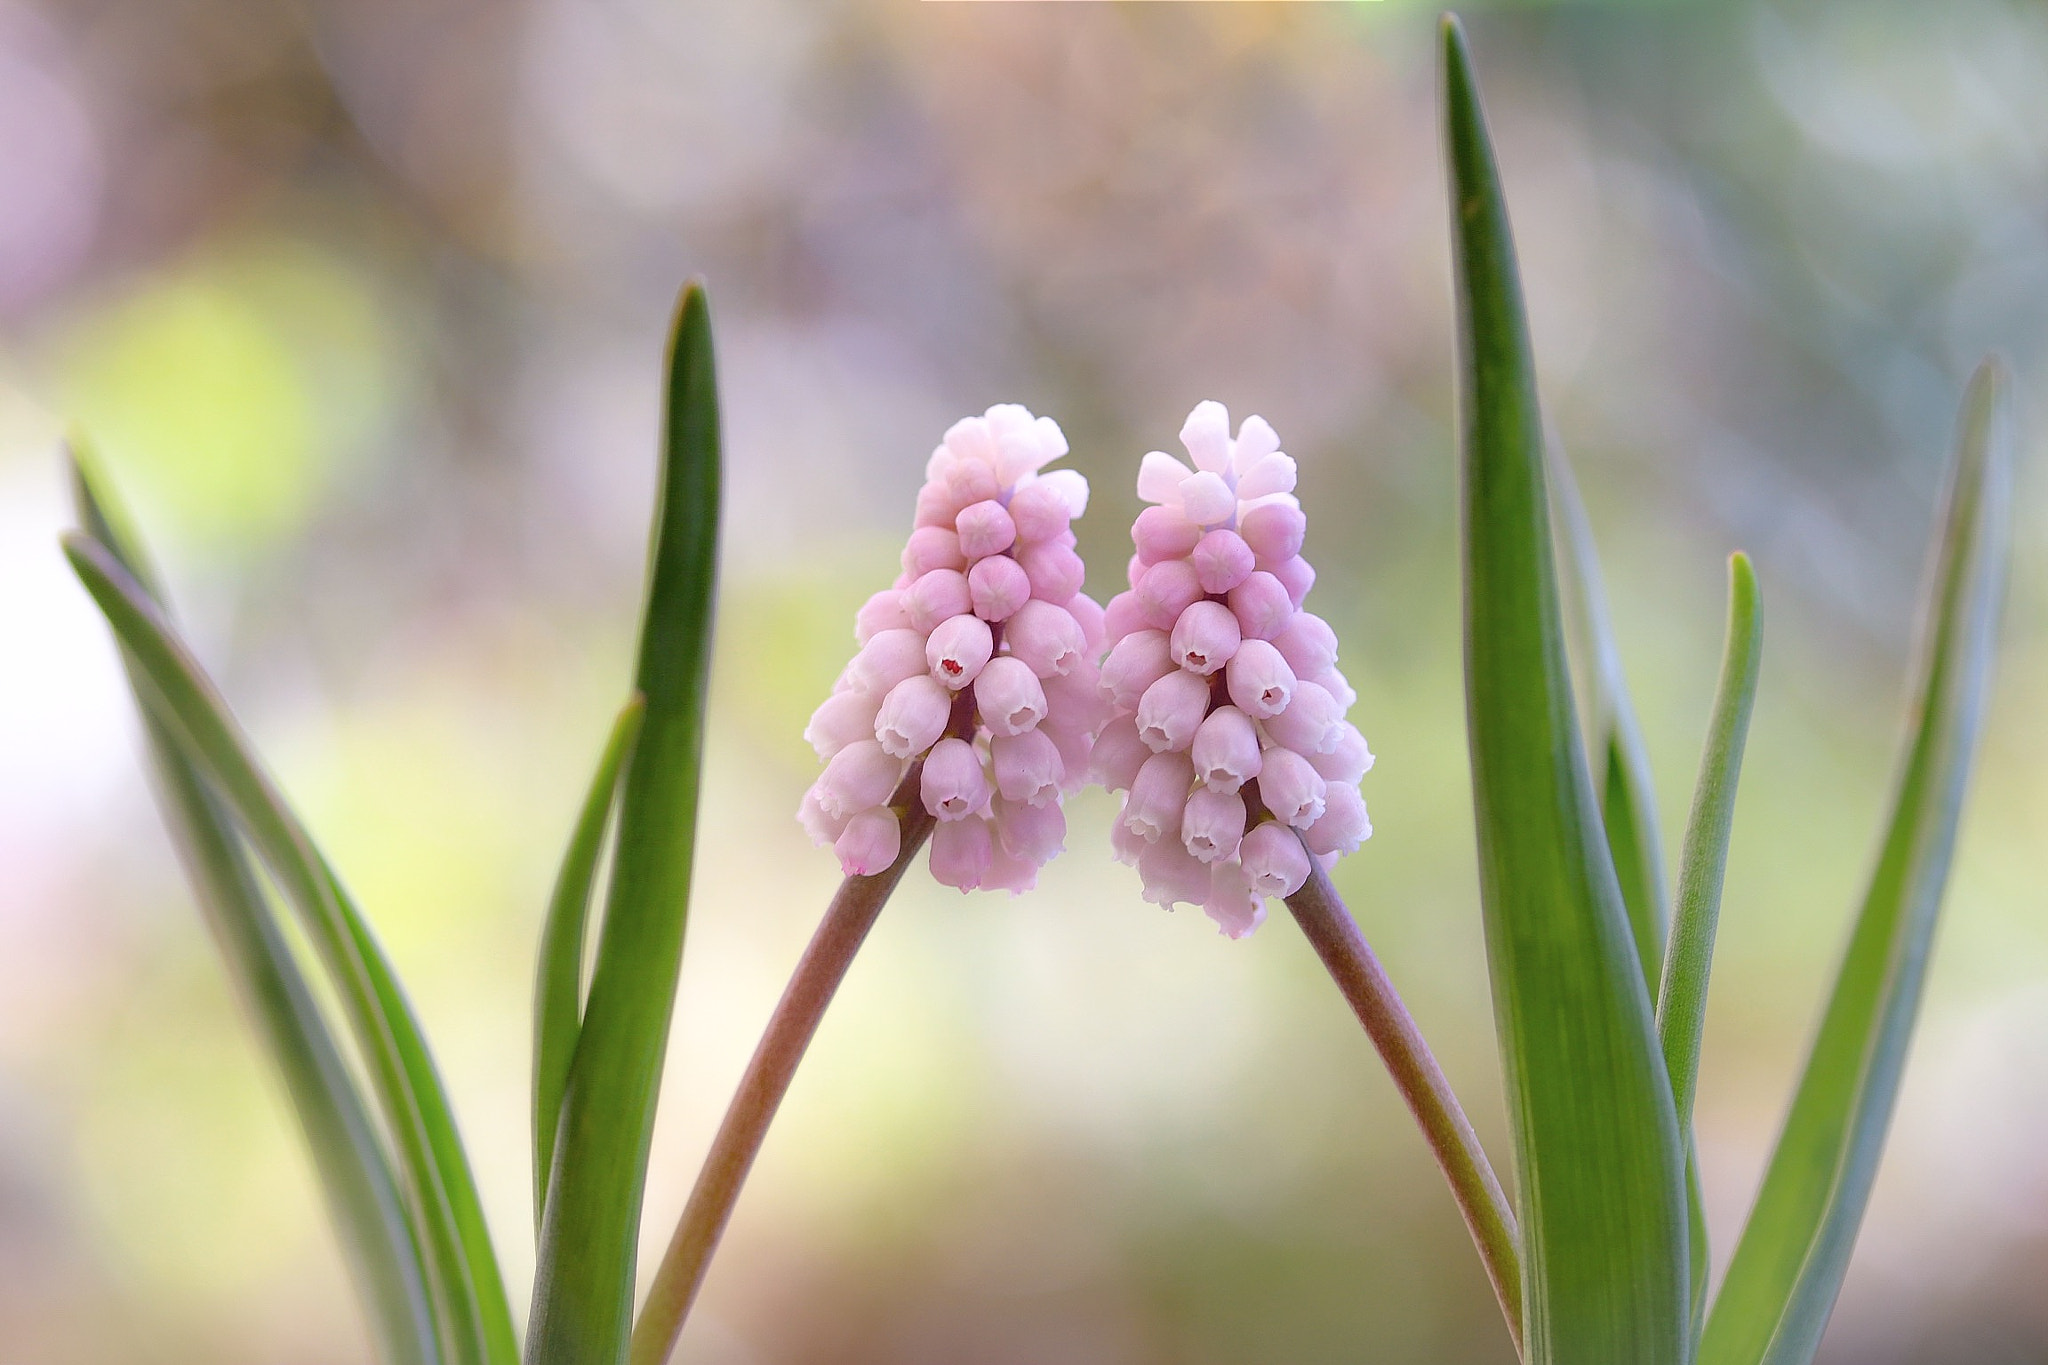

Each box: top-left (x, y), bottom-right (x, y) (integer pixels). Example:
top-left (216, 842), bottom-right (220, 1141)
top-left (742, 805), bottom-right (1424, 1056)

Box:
top-left (1096, 401), bottom-right (1373, 938)
top-left (800, 404), bottom-right (1109, 892)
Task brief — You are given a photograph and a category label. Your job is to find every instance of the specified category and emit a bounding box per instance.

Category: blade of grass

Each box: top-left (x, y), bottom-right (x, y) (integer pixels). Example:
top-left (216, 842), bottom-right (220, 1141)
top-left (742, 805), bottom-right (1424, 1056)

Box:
top-left (1699, 360), bottom-right (2014, 1365)
top-left (527, 281), bottom-right (721, 1365)
top-left (1657, 553), bottom-right (1762, 1137)
top-left (533, 696), bottom-right (646, 1229)
top-left (70, 452), bottom-right (439, 1365)
top-left (1550, 440), bottom-right (1670, 984)
top-left (62, 533), bottom-right (517, 1365)
top-left (1443, 17), bottom-right (1690, 1362)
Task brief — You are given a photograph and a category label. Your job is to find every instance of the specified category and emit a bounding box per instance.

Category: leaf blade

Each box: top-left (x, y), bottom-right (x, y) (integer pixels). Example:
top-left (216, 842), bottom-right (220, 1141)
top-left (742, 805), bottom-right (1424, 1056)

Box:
top-left (527, 281), bottom-right (722, 1365)
top-left (533, 695), bottom-right (646, 1229)
top-left (1443, 18), bottom-right (1690, 1363)
top-left (1699, 361), bottom-right (2014, 1365)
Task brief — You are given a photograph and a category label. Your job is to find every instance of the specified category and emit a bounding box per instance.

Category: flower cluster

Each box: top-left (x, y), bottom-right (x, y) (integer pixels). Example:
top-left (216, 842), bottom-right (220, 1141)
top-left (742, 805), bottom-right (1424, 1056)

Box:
top-left (800, 405), bottom-right (1108, 892)
top-left (1093, 402), bottom-right (1372, 938)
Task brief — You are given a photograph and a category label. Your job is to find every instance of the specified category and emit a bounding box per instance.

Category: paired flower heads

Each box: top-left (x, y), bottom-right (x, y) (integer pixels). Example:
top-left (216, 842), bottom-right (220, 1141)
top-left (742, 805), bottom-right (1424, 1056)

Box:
top-left (801, 400), bottom-right (1370, 935)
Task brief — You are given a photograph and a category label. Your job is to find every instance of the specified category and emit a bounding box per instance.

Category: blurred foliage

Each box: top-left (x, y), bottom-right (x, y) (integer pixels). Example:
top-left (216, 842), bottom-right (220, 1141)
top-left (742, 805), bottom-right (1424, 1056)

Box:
top-left (2, 2), bottom-right (2046, 1364)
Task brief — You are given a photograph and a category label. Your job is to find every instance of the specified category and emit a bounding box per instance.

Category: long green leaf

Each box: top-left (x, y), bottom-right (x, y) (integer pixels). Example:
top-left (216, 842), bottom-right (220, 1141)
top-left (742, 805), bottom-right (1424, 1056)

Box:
top-left (1658, 553), bottom-right (1762, 1136)
top-left (62, 534), bottom-right (517, 1365)
top-left (533, 695), bottom-right (646, 1228)
top-left (70, 451), bottom-right (438, 1365)
top-left (1699, 360), bottom-right (2013, 1365)
top-left (1550, 440), bottom-right (1671, 984)
top-left (527, 281), bottom-right (722, 1365)
top-left (1443, 17), bottom-right (1690, 1362)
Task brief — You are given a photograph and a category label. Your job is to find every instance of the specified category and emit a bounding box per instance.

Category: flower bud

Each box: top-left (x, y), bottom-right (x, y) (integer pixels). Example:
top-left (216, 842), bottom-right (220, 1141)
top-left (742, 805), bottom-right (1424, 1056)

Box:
top-left (1170, 599), bottom-right (1241, 675)
top-left (1302, 781), bottom-right (1371, 857)
top-left (1132, 504), bottom-right (1202, 564)
top-left (1257, 746), bottom-right (1328, 830)
top-left (1135, 558), bottom-right (1204, 631)
top-left (1101, 630), bottom-right (1174, 710)
top-left (1204, 860), bottom-right (1265, 939)
top-left (943, 456), bottom-right (1001, 511)
top-left (993, 796), bottom-right (1065, 864)
top-left (904, 569), bottom-right (973, 633)
top-left (873, 674), bottom-right (953, 759)
top-left (926, 614), bottom-right (995, 690)
top-left (1124, 750), bottom-right (1196, 843)
top-left (1018, 539), bottom-right (1085, 603)
top-left (974, 656), bottom-right (1048, 735)
top-left (1180, 399), bottom-right (1233, 473)
top-left (798, 785), bottom-right (851, 846)
top-left (1136, 668), bottom-right (1211, 753)
top-left (1181, 786), bottom-right (1246, 865)
top-left (1067, 592), bottom-right (1107, 653)
top-left (1101, 591), bottom-right (1148, 644)
top-left (1005, 600), bottom-right (1086, 678)
top-left (1239, 501), bottom-right (1306, 563)
top-left (848, 628), bottom-right (929, 695)
top-left (1009, 480), bottom-right (1074, 543)
top-left (1191, 706), bottom-right (1262, 792)
top-left (1178, 470), bottom-right (1237, 526)
top-left (1266, 554), bottom-right (1316, 608)
top-left (954, 499), bottom-right (1018, 560)
top-left (806, 687), bottom-right (882, 760)
top-left (929, 815), bottom-right (993, 890)
top-left (1260, 680), bottom-right (1345, 755)
top-left (834, 807), bottom-right (901, 877)
top-left (921, 737), bottom-right (990, 820)
top-left (1272, 612), bottom-right (1338, 679)
top-left (1225, 571), bottom-right (1293, 641)
top-left (967, 554), bottom-right (1033, 622)
top-left (1234, 452), bottom-right (1298, 501)
top-left (1090, 715), bottom-right (1153, 792)
top-left (1240, 821), bottom-right (1311, 898)
top-left (854, 589), bottom-right (912, 644)
top-left (1309, 724), bottom-right (1375, 785)
top-left (1190, 528), bottom-right (1255, 594)
top-left (1138, 833), bottom-right (1213, 909)
top-left (1225, 638), bottom-right (1296, 718)
top-left (902, 525), bottom-right (965, 577)
top-left (818, 740), bottom-right (904, 819)
top-left (991, 729), bottom-right (1064, 807)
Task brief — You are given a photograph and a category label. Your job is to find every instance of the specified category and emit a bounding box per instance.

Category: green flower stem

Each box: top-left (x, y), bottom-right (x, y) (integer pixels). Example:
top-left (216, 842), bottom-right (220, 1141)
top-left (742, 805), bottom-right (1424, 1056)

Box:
top-left (629, 774), bottom-right (937, 1365)
top-left (1284, 858), bottom-right (1524, 1358)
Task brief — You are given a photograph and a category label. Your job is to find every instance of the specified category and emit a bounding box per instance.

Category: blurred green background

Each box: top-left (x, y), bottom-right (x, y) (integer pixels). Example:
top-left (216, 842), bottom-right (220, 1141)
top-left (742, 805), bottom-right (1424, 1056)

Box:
top-left (2, 2), bottom-right (2045, 1362)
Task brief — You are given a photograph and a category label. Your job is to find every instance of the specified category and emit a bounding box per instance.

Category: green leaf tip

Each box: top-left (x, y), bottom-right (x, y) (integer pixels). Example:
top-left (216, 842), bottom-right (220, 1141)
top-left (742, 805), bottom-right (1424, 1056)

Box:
top-left (528, 279), bottom-right (723, 1365)
top-left (1444, 20), bottom-right (1690, 1364)
top-left (1701, 360), bottom-right (2013, 1365)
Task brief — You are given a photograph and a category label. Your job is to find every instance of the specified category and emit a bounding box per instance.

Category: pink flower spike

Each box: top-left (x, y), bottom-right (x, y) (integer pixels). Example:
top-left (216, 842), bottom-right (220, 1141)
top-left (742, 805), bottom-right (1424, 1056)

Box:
top-left (1137, 833), bottom-right (1213, 909)
top-left (1133, 505), bottom-right (1203, 564)
top-left (1303, 781), bottom-right (1371, 857)
top-left (1136, 668), bottom-right (1211, 753)
top-left (854, 589), bottom-right (911, 644)
top-left (1267, 554), bottom-right (1317, 608)
top-left (818, 740), bottom-right (904, 820)
top-left (806, 688), bottom-right (882, 760)
top-left (1067, 592), bottom-right (1107, 653)
top-left (874, 674), bottom-right (953, 759)
top-left (1204, 860), bottom-right (1266, 939)
top-left (1261, 680), bottom-right (1345, 756)
top-left (1239, 501), bottom-right (1307, 564)
top-left (1190, 529), bottom-right (1255, 594)
top-left (835, 807), bottom-right (901, 877)
top-left (967, 554), bottom-right (1032, 622)
top-left (974, 656), bottom-right (1048, 736)
top-left (1191, 705), bottom-right (1262, 793)
top-left (1101, 630), bottom-right (1174, 711)
top-left (1310, 724), bottom-right (1375, 784)
top-left (1102, 591), bottom-right (1148, 644)
top-left (921, 737), bottom-right (990, 821)
top-left (1124, 750), bottom-right (1196, 842)
top-left (1181, 786), bottom-right (1246, 864)
top-left (955, 499), bottom-right (1018, 560)
top-left (1134, 558), bottom-right (1204, 631)
top-left (1234, 452), bottom-right (1297, 501)
top-left (1005, 600), bottom-right (1086, 678)
top-left (1090, 715), bottom-right (1153, 791)
top-left (994, 796), bottom-right (1065, 864)
top-left (1178, 470), bottom-right (1237, 527)
top-left (1240, 821), bottom-right (1311, 898)
top-left (904, 569), bottom-right (973, 633)
top-left (1179, 399), bottom-right (1233, 474)
top-left (929, 815), bottom-right (993, 891)
top-left (927, 614), bottom-right (995, 690)
top-left (991, 729), bottom-right (1064, 806)
top-left (1018, 540), bottom-right (1085, 603)
top-left (1273, 612), bottom-right (1339, 678)
top-left (1226, 638), bottom-right (1297, 718)
top-left (1170, 599), bottom-right (1242, 676)
top-left (848, 628), bottom-right (929, 695)
top-left (1225, 571), bottom-right (1294, 641)
top-left (1136, 450), bottom-right (1193, 506)
top-left (902, 525), bottom-right (965, 577)
top-left (1257, 746), bottom-right (1328, 830)
top-left (1008, 481), bottom-right (1071, 544)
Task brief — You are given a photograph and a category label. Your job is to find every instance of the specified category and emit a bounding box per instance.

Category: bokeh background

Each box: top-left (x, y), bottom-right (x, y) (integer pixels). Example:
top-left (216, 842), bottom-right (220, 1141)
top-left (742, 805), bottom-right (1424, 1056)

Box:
top-left (3, 1), bottom-right (2046, 1362)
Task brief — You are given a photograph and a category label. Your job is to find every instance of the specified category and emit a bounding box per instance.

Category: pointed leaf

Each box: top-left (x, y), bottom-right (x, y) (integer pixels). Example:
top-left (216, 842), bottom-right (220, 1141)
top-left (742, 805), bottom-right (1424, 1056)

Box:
top-left (1699, 360), bottom-right (2014, 1365)
top-left (533, 695), bottom-right (645, 1227)
top-left (70, 451), bottom-right (438, 1365)
top-left (62, 534), bottom-right (516, 1365)
top-left (527, 281), bottom-right (722, 1365)
top-left (1443, 17), bottom-right (1690, 1363)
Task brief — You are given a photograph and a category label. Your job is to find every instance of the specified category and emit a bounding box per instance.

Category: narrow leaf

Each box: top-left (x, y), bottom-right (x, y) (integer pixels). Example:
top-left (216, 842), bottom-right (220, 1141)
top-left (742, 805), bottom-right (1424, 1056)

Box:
top-left (1550, 439), bottom-right (1670, 984)
top-left (1657, 552), bottom-right (1762, 1136)
top-left (1443, 17), bottom-right (1690, 1363)
top-left (1699, 360), bottom-right (2014, 1365)
top-left (533, 695), bottom-right (646, 1228)
top-left (62, 534), bottom-right (517, 1365)
top-left (70, 451), bottom-right (439, 1365)
top-left (527, 281), bottom-right (722, 1365)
